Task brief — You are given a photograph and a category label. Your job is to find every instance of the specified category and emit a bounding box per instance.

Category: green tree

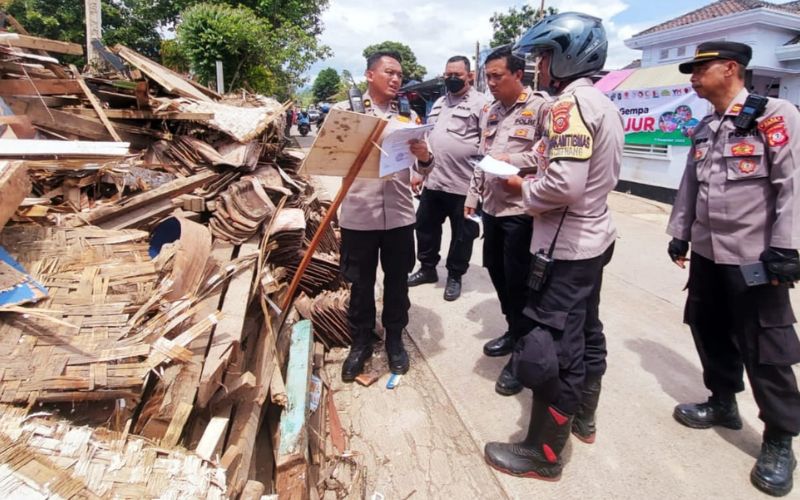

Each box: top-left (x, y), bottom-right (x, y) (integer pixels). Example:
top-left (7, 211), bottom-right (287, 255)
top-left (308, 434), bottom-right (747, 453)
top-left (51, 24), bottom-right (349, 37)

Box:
top-left (362, 41), bottom-right (426, 83)
top-left (489, 5), bottom-right (558, 48)
top-left (4, 0), bottom-right (174, 59)
top-left (312, 68), bottom-right (341, 102)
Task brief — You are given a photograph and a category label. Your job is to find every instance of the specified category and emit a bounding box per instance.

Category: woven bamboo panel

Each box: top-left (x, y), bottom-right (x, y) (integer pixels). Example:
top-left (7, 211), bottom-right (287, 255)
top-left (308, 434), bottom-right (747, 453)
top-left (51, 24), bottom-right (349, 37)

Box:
top-left (0, 226), bottom-right (212, 404)
top-left (0, 406), bottom-right (226, 499)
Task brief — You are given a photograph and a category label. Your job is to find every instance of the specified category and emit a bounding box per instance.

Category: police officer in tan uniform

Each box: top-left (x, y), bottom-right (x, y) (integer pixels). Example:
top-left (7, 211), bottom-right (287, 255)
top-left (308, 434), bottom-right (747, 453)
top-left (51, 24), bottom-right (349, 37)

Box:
top-left (336, 50), bottom-right (434, 382)
top-left (667, 41), bottom-right (800, 497)
top-left (407, 55), bottom-right (488, 301)
top-left (464, 45), bottom-right (549, 396)
top-left (484, 13), bottom-right (622, 481)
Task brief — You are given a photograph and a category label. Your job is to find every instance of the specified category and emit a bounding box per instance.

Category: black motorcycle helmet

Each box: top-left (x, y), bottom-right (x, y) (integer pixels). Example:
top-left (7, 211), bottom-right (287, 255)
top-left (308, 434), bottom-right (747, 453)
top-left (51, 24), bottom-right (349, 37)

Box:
top-left (513, 12), bottom-right (607, 81)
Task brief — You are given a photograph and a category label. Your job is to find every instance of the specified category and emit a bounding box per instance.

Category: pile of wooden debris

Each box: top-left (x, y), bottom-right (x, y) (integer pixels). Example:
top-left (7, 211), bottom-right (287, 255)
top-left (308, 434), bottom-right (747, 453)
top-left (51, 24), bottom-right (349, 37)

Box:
top-left (0, 13), bottom-right (355, 500)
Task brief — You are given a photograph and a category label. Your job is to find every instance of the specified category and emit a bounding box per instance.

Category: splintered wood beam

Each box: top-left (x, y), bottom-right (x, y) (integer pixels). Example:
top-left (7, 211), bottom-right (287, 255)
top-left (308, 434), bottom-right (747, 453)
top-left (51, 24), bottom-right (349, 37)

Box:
top-left (61, 108), bottom-right (214, 121)
top-left (70, 64), bottom-right (122, 142)
top-left (196, 237), bottom-right (260, 408)
top-left (276, 319), bottom-right (313, 500)
top-left (0, 33), bottom-right (83, 55)
top-left (67, 170), bottom-right (216, 227)
top-left (2, 15), bottom-right (69, 78)
top-left (114, 44), bottom-right (213, 102)
top-left (0, 161), bottom-right (30, 230)
top-left (195, 416), bottom-right (230, 461)
top-left (0, 79), bottom-right (82, 95)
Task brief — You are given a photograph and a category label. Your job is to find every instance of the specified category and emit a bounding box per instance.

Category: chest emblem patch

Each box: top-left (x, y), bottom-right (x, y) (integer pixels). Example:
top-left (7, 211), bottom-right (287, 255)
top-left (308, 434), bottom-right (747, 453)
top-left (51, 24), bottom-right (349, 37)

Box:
top-left (738, 159), bottom-right (757, 174)
top-left (731, 142), bottom-right (755, 156)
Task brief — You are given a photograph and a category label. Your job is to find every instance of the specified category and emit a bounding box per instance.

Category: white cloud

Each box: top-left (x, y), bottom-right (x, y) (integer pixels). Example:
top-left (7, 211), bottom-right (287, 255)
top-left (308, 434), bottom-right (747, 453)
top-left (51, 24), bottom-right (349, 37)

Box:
top-left (307, 0), bottom-right (649, 86)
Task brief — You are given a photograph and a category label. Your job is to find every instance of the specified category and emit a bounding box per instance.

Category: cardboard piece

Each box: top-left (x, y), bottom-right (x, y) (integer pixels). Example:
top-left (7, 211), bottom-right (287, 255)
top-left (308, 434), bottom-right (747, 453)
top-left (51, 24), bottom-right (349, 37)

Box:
top-left (301, 108), bottom-right (388, 178)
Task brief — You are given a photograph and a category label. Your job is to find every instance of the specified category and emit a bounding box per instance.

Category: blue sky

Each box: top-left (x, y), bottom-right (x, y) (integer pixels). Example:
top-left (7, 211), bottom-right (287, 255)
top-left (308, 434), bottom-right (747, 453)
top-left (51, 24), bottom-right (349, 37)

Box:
top-left (306, 0), bottom-right (797, 83)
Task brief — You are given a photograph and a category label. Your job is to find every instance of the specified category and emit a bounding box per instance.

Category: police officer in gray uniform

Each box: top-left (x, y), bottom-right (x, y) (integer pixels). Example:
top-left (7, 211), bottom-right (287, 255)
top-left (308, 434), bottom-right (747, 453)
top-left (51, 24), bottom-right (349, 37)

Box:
top-left (465, 46), bottom-right (550, 396)
top-left (485, 13), bottom-right (622, 481)
top-left (668, 41), bottom-right (800, 497)
top-left (408, 55), bottom-right (487, 301)
top-left (336, 50), bottom-right (434, 382)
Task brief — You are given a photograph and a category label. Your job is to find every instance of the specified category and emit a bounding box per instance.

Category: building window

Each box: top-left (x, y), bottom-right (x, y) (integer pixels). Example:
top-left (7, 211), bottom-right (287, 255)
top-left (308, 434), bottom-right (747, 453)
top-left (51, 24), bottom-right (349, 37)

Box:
top-left (623, 143), bottom-right (670, 159)
top-left (660, 48), bottom-right (670, 60)
top-left (677, 46), bottom-right (686, 57)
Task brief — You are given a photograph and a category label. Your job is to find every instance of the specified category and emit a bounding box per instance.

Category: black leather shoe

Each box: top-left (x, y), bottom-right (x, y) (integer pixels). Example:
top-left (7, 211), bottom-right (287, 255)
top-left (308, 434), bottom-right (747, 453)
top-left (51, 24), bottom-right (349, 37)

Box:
top-left (408, 267), bottom-right (438, 287)
top-left (673, 395), bottom-right (743, 430)
top-left (751, 436), bottom-right (796, 497)
top-left (341, 344), bottom-right (373, 382)
top-left (483, 332), bottom-right (515, 357)
top-left (443, 276), bottom-right (462, 301)
top-left (495, 363), bottom-right (523, 396)
top-left (388, 345), bottom-right (409, 374)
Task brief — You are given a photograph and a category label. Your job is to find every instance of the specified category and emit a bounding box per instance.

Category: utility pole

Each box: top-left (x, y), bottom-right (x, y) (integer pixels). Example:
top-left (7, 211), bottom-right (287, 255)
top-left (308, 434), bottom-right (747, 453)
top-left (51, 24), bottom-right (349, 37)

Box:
top-left (85, 0), bottom-right (101, 67)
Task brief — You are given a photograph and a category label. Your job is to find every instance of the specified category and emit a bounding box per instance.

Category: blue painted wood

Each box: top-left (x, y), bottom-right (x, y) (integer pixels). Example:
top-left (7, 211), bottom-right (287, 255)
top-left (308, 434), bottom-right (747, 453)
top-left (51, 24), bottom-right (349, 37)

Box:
top-left (278, 319), bottom-right (313, 457)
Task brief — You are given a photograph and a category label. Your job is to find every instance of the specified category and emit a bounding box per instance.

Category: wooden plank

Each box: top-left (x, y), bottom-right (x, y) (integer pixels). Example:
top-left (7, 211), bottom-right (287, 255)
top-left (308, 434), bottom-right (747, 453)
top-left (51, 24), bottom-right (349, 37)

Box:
top-left (70, 64), bottom-right (122, 142)
top-left (196, 236), bottom-right (260, 408)
top-left (0, 79), bottom-right (82, 95)
top-left (0, 139), bottom-right (129, 158)
top-left (241, 481), bottom-right (265, 500)
top-left (115, 44), bottom-right (213, 102)
top-left (0, 33), bottom-right (83, 55)
top-left (195, 416), bottom-right (230, 461)
top-left (62, 108), bottom-right (214, 121)
top-left (68, 170), bottom-right (216, 227)
top-left (276, 320), bottom-right (314, 500)
top-left (0, 161), bottom-right (30, 230)
top-left (7, 98), bottom-right (111, 141)
top-left (3, 14), bottom-right (69, 78)
top-left (224, 317), bottom-right (280, 496)
top-left (161, 401), bottom-right (193, 447)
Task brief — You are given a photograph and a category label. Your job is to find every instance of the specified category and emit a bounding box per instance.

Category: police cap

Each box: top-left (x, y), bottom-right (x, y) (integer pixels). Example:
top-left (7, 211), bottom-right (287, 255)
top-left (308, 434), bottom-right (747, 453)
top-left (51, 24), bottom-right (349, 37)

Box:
top-left (678, 41), bottom-right (752, 74)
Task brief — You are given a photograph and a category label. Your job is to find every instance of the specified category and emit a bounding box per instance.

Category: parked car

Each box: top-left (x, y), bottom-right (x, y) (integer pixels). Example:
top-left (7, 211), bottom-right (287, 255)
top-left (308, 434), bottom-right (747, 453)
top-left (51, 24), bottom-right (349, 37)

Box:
top-left (308, 109), bottom-right (320, 122)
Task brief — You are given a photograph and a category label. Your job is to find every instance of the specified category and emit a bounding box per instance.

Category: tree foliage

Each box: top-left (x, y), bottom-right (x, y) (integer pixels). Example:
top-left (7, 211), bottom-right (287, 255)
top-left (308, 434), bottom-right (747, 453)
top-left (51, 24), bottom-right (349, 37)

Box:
top-left (3, 0), bottom-right (331, 98)
top-left (3, 0), bottom-right (168, 58)
top-left (362, 41), bottom-right (426, 83)
top-left (489, 5), bottom-right (558, 48)
top-left (175, 1), bottom-right (330, 99)
top-left (312, 68), bottom-right (341, 102)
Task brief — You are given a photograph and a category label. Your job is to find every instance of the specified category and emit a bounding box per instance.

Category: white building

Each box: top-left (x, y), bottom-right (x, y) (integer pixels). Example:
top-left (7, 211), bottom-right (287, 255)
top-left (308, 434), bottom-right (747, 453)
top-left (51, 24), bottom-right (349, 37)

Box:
top-left (617, 0), bottom-right (800, 201)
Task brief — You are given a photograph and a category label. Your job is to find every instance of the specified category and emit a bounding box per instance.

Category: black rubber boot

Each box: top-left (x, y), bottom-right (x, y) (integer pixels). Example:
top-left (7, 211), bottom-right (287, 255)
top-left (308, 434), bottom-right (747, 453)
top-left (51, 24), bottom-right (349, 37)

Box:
top-left (341, 343), bottom-right (373, 382)
top-left (484, 403), bottom-right (573, 481)
top-left (495, 361), bottom-right (523, 396)
top-left (408, 267), bottom-right (438, 287)
top-left (673, 394), bottom-right (743, 430)
top-left (751, 433), bottom-right (796, 497)
top-left (385, 329), bottom-right (409, 375)
top-left (572, 376), bottom-right (602, 443)
top-left (483, 331), bottom-right (515, 357)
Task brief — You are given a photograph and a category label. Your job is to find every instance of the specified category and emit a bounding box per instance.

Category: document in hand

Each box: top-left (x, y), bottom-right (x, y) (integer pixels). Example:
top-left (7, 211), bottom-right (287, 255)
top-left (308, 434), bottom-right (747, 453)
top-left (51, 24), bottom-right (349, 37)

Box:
top-left (378, 123), bottom-right (434, 178)
top-left (477, 155), bottom-right (520, 178)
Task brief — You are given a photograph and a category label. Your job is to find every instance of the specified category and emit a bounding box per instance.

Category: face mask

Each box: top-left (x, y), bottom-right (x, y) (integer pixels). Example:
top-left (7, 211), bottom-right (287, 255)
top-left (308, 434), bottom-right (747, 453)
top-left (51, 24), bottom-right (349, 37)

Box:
top-left (444, 76), bottom-right (466, 94)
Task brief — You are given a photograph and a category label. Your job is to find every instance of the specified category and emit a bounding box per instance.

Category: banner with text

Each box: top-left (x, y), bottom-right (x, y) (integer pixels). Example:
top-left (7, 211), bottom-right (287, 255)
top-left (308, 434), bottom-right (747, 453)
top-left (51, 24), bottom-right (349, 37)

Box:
top-left (606, 84), bottom-right (711, 146)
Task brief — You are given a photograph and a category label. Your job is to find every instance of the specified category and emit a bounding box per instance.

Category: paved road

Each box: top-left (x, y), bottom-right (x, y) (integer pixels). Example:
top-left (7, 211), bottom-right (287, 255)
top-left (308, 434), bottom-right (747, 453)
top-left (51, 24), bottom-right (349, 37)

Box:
top-left (295, 130), bottom-right (800, 499)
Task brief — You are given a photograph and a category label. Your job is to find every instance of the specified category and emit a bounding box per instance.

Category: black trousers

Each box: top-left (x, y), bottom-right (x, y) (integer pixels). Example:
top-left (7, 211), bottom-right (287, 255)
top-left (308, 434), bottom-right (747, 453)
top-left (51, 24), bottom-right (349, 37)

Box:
top-left (520, 244), bottom-right (614, 415)
top-left (340, 225), bottom-right (415, 347)
top-left (685, 252), bottom-right (800, 436)
top-left (415, 188), bottom-right (477, 278)
top-left (482, 213), bottom-right (534, 338)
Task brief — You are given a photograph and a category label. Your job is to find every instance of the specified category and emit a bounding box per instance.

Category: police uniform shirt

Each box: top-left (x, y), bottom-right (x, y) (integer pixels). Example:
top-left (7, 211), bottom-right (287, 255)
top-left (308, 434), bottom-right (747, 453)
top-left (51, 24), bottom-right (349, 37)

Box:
top-left (522, 77), bottom-right (624, 260)
top-left (667, 87), bottom-right (800, 265)
top-left (333, 93), bottom-right (431, 231)
top-left (465, 87), bottom-right (549, 216)
top-left (424, 87), bottom-right (489, 195)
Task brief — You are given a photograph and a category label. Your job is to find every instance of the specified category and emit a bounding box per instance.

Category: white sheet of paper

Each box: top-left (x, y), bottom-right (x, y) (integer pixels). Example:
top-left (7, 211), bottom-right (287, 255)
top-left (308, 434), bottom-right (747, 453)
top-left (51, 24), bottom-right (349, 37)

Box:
top-left (378, 123), bottom-right (435, 177)
top-left (477, 155), bottom-right (520, 178)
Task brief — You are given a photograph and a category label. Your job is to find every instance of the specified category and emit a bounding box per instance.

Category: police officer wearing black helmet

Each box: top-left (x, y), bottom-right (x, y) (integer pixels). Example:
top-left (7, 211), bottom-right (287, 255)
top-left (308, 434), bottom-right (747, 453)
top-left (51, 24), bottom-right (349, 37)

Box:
top-left (668, 41), bottom-right (800, 497)
top-left (485, 12), bottom-right (623, 481)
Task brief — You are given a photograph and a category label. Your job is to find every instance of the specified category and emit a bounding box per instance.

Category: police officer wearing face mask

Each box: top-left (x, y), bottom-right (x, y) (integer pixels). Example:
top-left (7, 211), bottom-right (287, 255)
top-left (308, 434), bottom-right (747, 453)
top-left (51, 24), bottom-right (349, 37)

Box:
top-left (668, 41), bottom-right (800, 497)
top-left (408, 56), bottom-right (488, 301)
